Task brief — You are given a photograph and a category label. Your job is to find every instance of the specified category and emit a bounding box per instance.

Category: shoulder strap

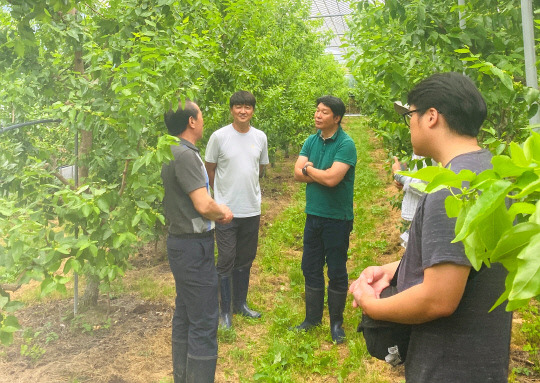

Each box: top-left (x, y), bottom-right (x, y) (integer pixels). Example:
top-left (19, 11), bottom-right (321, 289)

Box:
top-left (389, 260), bottom-right (402, 287)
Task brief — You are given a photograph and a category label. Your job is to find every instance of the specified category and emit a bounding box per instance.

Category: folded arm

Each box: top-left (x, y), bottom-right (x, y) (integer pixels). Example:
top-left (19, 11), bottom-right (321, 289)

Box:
top-left (351, 262), bottom-right (471, 324)
top-left (294, 155), bottom-right (351, 187)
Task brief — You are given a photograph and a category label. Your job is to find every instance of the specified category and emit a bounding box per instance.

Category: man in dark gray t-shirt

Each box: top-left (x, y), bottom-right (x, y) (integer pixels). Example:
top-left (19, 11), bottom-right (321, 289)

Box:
top-left (161, 100), bottom-right (232, 383)
top-left (350, 73), bottom-right (512, 382)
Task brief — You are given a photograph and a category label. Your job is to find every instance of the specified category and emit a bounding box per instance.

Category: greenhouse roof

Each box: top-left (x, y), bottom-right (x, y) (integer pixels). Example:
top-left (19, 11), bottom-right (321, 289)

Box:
top-left (310, 0), bottom-right (352, 61)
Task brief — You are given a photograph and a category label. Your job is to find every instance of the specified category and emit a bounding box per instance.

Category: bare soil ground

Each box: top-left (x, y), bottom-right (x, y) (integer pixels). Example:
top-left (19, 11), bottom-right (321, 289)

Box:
top-left (1, 123), bottom-right (537, 382)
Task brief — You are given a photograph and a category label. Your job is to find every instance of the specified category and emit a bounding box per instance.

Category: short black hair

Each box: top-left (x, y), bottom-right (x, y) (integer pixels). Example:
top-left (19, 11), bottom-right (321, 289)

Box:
top-left (407, 72), bottom-right (487, 137)
top-left (163, 99), bottom-right (199, 136)
top-left (316, 95), bottom-right (346, 124)
top-left (229, 90), bottom-right (256, 109)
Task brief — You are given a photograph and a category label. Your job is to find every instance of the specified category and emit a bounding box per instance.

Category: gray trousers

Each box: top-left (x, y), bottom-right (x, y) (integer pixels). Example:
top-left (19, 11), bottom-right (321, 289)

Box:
top-left (167, 234), bottom-right (218, 359)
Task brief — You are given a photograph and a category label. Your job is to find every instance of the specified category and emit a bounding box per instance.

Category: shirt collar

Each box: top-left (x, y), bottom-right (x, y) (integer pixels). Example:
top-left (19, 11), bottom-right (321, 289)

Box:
top-left (317, 125), bottom-right (341, 142)
top-left (178, 137), bottom-right (200, 153)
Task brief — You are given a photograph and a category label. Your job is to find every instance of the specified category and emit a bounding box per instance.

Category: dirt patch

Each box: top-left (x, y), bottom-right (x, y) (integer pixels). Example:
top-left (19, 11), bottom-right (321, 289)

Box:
top-left (0, 296), bottom-right (172, 383)
top-left (0, 152), bottom-right (300, 383)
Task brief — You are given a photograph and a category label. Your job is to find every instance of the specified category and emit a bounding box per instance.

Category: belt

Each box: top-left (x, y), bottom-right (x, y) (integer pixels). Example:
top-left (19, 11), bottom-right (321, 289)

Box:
top-left (169, 229), bottom-right (214, 239)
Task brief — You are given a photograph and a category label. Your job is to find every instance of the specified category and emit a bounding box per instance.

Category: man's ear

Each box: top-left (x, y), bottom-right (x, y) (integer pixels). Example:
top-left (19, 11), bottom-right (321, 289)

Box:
top-left (426, 108), bottom-right (440, 128)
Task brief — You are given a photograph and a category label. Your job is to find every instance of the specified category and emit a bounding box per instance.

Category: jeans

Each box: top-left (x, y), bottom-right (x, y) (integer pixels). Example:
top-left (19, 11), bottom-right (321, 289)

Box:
top-left (216, 215), bottom-right (260, 276)
top-left (167, 234), bottom-right (219, 359)
top-left (301, 214), bottom-right (353, 293)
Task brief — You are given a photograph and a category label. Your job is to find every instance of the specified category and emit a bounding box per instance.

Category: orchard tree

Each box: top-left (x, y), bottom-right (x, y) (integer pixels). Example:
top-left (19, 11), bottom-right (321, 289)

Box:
top-left (345, 0), bottom-right (539, 155)
top-left (0, 0), bottom-right (348, 345)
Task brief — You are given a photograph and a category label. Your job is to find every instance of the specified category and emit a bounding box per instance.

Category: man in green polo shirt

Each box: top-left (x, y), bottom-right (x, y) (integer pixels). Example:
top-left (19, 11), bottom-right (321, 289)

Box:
top-left (293, 95), bottom-right (357, 344)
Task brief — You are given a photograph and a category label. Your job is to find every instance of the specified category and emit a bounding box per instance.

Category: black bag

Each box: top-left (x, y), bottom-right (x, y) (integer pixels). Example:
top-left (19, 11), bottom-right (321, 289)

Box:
top-left (356, 263), bottom-right (411, 365)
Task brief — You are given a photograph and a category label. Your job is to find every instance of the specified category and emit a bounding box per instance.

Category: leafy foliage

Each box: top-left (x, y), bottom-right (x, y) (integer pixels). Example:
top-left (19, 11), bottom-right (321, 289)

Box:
top-left (402, 131), bottom-right (540, 311)
top-left (345, 0), bottom-right (540, 156)
top-left (0, 0), bottom-right (348, 345)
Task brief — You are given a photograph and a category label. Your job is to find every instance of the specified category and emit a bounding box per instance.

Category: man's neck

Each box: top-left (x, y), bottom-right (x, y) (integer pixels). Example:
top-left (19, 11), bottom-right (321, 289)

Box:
top-left (320, 125), bottom-right (339, 139)
top-left (179, 132), bottom-right (197, 146)
top-left (434, 137), bottom-right (482, 167)
top-left (232, 121), bottom-right (250, 133)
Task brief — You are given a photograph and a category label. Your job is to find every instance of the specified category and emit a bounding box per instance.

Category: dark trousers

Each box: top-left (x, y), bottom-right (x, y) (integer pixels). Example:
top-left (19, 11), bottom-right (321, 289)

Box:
top-left (167, 234), bottom-right (218, 359)
top-left (301, 214), bottom-right (353, 293)
top-left (216, 215), bottom-right (260, 276)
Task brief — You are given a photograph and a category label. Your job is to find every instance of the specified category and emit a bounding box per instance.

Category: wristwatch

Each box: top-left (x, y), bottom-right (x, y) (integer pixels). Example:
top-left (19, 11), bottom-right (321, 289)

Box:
top-left (302, 163), bottom-right (311, 176)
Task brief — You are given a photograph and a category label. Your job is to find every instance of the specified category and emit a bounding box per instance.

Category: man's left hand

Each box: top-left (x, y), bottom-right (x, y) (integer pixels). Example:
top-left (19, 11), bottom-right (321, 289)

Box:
top-left (350, 275), bottom-right (377, 309)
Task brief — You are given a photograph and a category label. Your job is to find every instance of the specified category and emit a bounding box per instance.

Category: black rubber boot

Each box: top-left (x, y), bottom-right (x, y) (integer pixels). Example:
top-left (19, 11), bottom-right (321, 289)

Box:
top-left (294, 285), bottom-right (324, 331)
top-left (328, 288), bottom-right (347, 344)
top-left (186, 356), bottom-right (217, 383)
top-left (232, 268), bottom-right (262, 318)
top-left (172, 340), bottom-right (187, 383)
top-left (218, 275), bottom-right (232, 329)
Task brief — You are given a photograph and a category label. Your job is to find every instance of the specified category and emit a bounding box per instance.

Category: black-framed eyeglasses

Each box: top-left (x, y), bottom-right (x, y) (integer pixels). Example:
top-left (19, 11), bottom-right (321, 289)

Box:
top-left (401, 109), bottom-right (422, 127)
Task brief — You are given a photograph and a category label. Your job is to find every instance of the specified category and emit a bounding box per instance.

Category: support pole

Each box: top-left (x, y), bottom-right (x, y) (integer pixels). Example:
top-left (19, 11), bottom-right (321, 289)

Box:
top-left (458, 0), bottom-right (466, 30)
top-left (74, 130), bottom-right (79, 315)
top-left (521, 0), bottom-right (540, 129)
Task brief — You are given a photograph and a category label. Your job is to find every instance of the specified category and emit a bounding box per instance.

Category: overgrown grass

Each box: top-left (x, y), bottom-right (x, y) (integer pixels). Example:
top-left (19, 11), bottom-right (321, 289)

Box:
top-left (227, 117), bottom-right (396, 382)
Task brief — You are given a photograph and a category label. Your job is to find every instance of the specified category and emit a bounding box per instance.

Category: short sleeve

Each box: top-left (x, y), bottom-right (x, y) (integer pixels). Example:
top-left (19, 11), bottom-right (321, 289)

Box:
top-left (175, 150), bottom-right (207, 194)
top-left (299, 135), bottom-right (315, 157)
top-left (204, 132), bottom-right (219, 163)
top-left (421, 190), bottom-right (471, 269)
top-left (260, 136), bottom-right (269, 165)
top-left (334, 138), bottom-right (357, 167)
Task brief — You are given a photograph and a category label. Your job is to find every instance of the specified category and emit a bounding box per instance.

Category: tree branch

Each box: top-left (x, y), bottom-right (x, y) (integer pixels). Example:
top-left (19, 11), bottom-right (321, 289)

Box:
top-left (118, 159), bottom-right (131, 198)
top-left (44, 163), bottom-right (75, 190)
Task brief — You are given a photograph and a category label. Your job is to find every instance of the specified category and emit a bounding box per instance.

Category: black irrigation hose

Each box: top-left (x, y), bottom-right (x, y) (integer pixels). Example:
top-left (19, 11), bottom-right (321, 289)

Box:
top-left (0, 119), bottom-right (62, 135)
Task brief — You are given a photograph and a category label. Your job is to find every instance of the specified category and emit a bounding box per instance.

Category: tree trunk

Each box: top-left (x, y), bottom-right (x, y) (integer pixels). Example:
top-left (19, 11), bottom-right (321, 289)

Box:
top-left (80, 275), bottom-right (100, 308)
top-left (72, 10), bottom-right (98, 307)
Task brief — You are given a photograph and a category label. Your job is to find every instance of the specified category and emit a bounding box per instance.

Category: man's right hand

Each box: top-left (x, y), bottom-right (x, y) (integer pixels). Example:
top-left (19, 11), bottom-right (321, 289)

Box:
top-left (215, 205), bottom-right (233, 224)
top-left (349, 265), bottom-right (392, 300)
top-left (392, 156), bottom-right (404, 190)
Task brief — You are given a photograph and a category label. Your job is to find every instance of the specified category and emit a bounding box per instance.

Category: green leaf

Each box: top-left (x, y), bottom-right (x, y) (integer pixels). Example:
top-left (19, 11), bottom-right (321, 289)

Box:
top-left (527, 103), bottom-right (539, 120)
top-left (492, 155), bottom-right (532, 178)
top-left (511, 173), bottom-right (540, 199)
top-left (508, 232), bottom-right (540, 303)
top-left (490, 271), bottom-right (513, 311)
top-left (118, 61), bottom-right (140, 69)
top-left (476, 203), bottom-right (512, 251)
top-left (462, 228), bottom-right (487, 270)
top-left (0, 331), bottom-right (14, 346)
top-left (96, 198), bottom-right (110, 212)
top-left (444, 195), bottom-right (462, 218)
top-left (131, 213), bottom-right (141, 227)
top-left (523, 87), bottom-right (540, 105)
top-left (491, 222), bottom-right (540, 265)
top-left (131, 157), bottom-right (145, 175)
top-left (425, 169), bottom-right (476, 192)
top-left (523, 131), bottom-right (540, 162)
top-left (0, 296), bottom-right (8, 309)
top-left (509, 142), bottom-right (529, 167)
top-left (400, 165), bottom-right (452, 183)
top-left (40, 277), bottom-right (57, 296)
top-left (4, 300), bottom-right (24, 312)
top-left (14, 40), bottom-right (25, 57)
top-left (81, 204), bottom-right (92, 217)
top-left (454, 180), bottom-right (513, 243)
top-left (508, 202), bottom-right (537, 221)
top-left (490, 66), bottom-right (514, 90)
top-left (135, 201), bottom-right (151, 209)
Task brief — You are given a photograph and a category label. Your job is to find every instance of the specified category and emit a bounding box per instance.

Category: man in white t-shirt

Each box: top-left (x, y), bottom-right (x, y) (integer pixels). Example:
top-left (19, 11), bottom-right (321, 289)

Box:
top-left (205, 91), bottom-right (269, 329)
